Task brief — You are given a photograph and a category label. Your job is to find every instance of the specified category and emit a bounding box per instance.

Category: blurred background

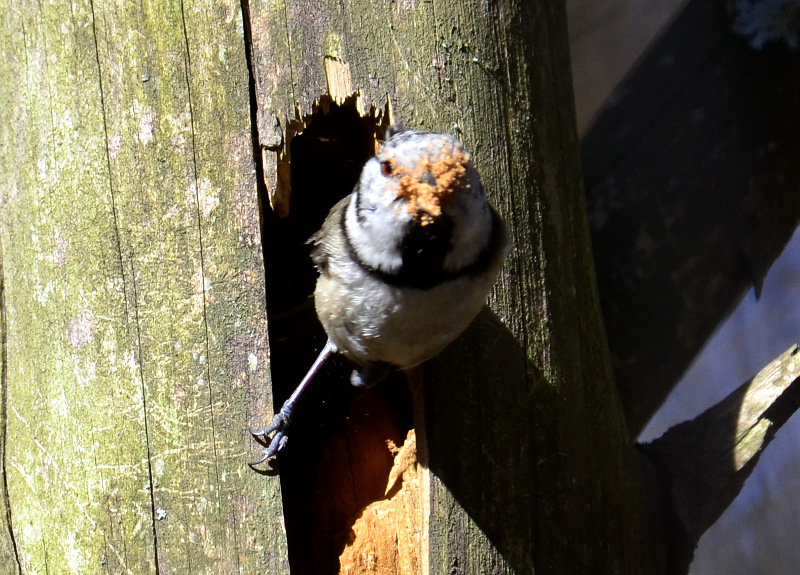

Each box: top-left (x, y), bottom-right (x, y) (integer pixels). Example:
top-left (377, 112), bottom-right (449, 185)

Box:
top-left (566, 1), bottom-right (800, 573)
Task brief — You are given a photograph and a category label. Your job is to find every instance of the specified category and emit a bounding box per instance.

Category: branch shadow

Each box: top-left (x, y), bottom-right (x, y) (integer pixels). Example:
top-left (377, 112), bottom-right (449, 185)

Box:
top-left (638, 345), bottom-right (800, 575)
top-left (419, 306), bottom-right (547, 574)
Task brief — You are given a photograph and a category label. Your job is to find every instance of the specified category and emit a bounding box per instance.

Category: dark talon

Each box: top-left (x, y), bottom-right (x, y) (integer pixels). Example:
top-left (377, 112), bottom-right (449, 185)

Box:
top-left (249, 410), bottom-right (291, 465)
top-left (248, 340), bottom-right (337, 468)
top-left (249, 431), bottom-right (288, 466)
top-left (251, 411), bottom-right (288, 444)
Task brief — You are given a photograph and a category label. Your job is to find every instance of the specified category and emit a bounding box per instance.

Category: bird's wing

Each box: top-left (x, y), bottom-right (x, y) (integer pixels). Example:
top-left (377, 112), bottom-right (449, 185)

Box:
top-left (309, 195), bottom-right (351, 270)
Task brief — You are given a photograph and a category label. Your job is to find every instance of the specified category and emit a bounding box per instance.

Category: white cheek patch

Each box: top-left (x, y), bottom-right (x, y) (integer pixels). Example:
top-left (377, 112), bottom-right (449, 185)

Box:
top-left (345, 195), bottom-right (405, 273)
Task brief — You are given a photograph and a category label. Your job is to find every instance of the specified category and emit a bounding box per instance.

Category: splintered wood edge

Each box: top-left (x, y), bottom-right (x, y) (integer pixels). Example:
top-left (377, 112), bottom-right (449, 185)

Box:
top-left (339, 430), bottom-right (428, 575)
top-left (260, 59), bottom-right (392, 218)
top-left (337, 370), bottom-right (429, 575)
top-left (324, 56), bottom-right (355, 108)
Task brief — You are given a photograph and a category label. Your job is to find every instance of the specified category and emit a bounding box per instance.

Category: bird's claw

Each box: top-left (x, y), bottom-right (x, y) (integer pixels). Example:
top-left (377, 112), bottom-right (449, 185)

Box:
top-left (247, 340), bottom-right (336, 469)
top-left (249, 410), bottom-right (291, 466)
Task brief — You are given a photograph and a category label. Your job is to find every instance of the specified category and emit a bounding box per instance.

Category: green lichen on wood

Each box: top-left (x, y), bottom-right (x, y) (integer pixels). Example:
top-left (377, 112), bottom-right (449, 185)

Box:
top-left (0, 0), bottom-right (287, 573)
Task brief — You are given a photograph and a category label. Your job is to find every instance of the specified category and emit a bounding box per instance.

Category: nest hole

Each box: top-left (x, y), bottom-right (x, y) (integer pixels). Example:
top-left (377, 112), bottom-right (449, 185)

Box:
top-left (260, 98), bottom-right (414, 574)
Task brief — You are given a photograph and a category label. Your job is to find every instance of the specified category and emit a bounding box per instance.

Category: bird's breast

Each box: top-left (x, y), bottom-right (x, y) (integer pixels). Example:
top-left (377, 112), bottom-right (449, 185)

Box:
top-left (315, 261), bottom-right (497, 369)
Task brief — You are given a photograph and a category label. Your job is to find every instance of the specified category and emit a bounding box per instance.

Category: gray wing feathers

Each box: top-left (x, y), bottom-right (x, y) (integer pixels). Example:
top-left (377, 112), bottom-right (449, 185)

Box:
top-left (309, 196), bottom-right (351, 269)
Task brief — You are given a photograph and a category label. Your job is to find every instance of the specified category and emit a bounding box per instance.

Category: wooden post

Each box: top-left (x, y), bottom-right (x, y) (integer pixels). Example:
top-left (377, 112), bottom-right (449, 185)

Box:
top-left (246, 1), bottom-right (661, 573)
top-left (0, 0), bottom-right (287, 572)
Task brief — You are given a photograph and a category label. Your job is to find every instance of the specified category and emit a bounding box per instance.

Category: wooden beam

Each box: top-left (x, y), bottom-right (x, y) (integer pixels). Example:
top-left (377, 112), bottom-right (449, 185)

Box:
top-left (582, 0), bottom-right (800, 434)
top-left (245, 0), bottom-right (661, 573)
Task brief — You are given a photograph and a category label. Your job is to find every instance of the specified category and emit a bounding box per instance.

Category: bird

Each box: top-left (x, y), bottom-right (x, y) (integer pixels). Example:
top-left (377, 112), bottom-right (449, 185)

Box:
top-left (251, 130), bottom-right (509, 465)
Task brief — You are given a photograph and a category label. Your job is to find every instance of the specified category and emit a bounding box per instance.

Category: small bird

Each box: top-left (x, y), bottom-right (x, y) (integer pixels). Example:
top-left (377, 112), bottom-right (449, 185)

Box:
top-left (251, 130), bottom-right (509, 465)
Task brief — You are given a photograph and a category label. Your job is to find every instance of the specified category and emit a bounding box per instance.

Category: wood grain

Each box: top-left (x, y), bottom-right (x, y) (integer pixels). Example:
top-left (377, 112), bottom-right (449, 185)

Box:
top-left (0, 0), bottom-right (287, 572)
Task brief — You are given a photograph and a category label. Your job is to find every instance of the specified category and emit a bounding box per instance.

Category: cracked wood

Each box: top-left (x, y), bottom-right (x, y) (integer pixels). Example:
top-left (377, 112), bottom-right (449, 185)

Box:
top-left (0, 0), bottom-right (287, 572)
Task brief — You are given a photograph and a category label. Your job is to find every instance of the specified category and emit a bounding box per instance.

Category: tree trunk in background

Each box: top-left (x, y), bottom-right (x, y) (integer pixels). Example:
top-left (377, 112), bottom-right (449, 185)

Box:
top-left (0, 1), bottom-right (287, 573)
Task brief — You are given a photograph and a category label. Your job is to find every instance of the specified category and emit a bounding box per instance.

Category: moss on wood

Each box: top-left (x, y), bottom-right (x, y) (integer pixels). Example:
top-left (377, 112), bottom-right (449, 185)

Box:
top-left (0, 0), bottom-right (287, 572)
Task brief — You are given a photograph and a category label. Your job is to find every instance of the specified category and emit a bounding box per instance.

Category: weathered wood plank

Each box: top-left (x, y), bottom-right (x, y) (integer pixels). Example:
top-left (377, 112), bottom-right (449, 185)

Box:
top-left (1, 2), bottom-right (157, 571)
top-left (0, 0), bottom-right (288, 572)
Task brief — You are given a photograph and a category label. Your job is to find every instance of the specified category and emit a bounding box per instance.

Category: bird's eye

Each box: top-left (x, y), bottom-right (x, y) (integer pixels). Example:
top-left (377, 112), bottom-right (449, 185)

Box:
top-left (380, 160), bottom-right (393, 176)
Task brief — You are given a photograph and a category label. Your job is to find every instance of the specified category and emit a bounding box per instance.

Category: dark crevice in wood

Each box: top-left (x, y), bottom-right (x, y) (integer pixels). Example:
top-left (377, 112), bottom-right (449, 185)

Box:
top-left (177, 0), bottom-right (225, 524)
top-left (239, 0), bottom-right (269, 209)
top-left (0, 237), bottom-right (21, 574)
top-left (87, 0), bottom-right (163, 564)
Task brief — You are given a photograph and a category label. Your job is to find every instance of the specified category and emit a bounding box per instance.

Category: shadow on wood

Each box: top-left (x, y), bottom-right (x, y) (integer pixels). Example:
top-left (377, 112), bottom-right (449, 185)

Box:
top-left (420, 307), bottom-right (538, 573)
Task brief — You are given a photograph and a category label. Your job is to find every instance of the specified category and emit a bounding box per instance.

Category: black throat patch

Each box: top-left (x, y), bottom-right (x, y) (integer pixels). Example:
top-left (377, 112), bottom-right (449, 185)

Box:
top-left (341, 196), bottom-right (505, 290)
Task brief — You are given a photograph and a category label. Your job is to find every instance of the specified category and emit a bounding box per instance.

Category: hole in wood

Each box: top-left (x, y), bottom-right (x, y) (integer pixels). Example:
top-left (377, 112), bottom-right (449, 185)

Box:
top-left (261, 96), bottom-right (414, 574)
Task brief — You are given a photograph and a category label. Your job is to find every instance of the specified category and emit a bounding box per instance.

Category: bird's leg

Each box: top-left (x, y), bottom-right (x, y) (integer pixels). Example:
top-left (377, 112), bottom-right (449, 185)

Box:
top-left (250, 339), bottom-right (337, 465)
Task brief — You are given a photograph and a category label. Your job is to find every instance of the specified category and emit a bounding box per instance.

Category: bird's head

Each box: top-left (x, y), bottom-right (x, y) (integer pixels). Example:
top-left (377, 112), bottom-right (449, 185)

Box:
top-left (344, 131), bottom-right (495, 284)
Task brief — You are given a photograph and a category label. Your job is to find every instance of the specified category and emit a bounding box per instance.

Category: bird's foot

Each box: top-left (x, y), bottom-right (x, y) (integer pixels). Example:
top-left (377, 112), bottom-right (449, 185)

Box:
top-left (249, 407), bottom-right (292, 466)
top-left (248, 340), bottom-right (337, 468)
